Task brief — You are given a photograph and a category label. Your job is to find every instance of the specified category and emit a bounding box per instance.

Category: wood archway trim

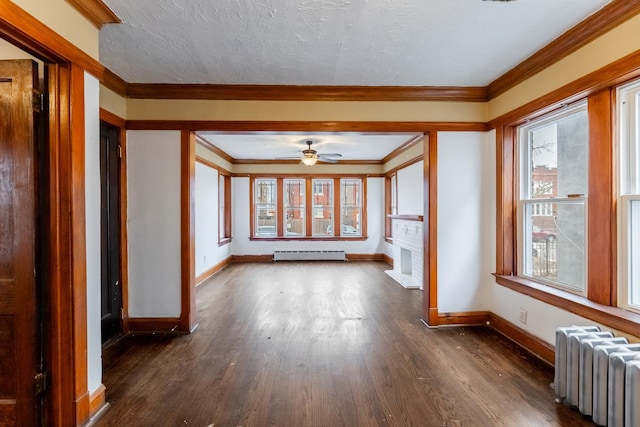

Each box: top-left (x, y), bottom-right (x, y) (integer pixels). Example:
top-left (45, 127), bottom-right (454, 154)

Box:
top-left (0, 4), bottom-right (92, 426)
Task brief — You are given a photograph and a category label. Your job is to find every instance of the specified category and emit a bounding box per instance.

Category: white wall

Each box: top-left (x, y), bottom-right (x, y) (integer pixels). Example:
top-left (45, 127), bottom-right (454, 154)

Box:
top-left (127, 131), bottom-right (182, 317)
top-left (232, 177), bottom-right (385, 255)
top-left (397, 161), bottom-right (424, 215)
top-left (195, 161), bottom-right (232, 275)
top-left (437, 132), bottom-right (495, 313)
top-left (84, 72), bottom-right (102, 395)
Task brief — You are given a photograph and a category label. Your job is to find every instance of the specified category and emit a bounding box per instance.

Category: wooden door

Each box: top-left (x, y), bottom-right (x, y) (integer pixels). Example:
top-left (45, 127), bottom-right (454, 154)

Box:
top-left (100, 121), bottom-right (122, 343)
top-left (0, 60), bottom-right (42, 425)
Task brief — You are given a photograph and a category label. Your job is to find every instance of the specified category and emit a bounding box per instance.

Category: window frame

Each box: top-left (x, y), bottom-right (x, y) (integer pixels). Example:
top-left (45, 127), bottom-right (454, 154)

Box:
top-left (218, 171), bottom-right (232, 245)
top-left (384, 173), bottom-right (397, 242)
top-left (249, 175), bottom-right (368, 240)
top-left (617, 79), bottom-right (640, 313)
top-left (515, 101), bottom-right (589, 295)
top-left (494, 88), bottom-right (640, 336)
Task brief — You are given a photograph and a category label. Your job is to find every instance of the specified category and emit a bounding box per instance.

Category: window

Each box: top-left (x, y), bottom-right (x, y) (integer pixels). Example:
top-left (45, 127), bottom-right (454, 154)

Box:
top-left (517, 101), bottom-right (588, 294)
top-left (618, 79), bottom-right (640, 312)
top-left (250, 176), bottom-right (366, 239)
top-left (218, 173), bottom-right (232, 244)
top-left (254, 178), bottom-right (277, 236)
top-left (385, 173), bottom-right (397, 239)
top-left (284, 179), bottom-right (305, 237)
top-left (312, 179), bottom-right (333, 236)
top-left (340, 178), bottom-right (362, 236)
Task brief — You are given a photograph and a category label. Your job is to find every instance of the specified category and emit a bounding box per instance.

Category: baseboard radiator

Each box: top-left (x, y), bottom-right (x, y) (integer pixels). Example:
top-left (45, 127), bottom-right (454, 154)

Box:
top-left (273, 250), bottom-right (346, 261)
top-left (554, 325), bottom-right (640, 426)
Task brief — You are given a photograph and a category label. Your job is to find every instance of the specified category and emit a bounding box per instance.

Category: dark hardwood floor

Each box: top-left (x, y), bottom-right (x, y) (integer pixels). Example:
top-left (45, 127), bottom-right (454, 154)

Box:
top-left (94, 261), bottom-right (593, 426)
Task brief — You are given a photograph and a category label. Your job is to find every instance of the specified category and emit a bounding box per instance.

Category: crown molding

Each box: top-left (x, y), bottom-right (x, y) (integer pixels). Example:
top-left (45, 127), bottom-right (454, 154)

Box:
top-left (98, 1), bottom-right (640, 103)
top-left (487, 0), bottom-right (640, 99)
top-left (102, 67), bottom-right (127, 97)
top-left (125, 84), bottom-right (488, 102)
top-left (66, 0), bottom-right (120, 29)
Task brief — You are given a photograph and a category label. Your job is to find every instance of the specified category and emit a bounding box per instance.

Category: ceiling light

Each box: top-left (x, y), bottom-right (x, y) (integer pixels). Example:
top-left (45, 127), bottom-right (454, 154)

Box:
top-left (301, 156), bottom-right (318, 166)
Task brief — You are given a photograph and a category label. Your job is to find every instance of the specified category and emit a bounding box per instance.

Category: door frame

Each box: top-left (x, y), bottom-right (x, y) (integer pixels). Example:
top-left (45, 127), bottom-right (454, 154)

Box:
top-left (99, 110), bottom-right (130, 335)
top-left (0, 4), bottom-right (97, 425)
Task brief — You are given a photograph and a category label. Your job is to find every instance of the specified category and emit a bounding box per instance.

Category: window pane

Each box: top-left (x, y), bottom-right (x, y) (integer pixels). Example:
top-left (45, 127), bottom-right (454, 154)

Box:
top-left (523, 201), bottom-right (585, 291)
top-left (525, 110), bottom-right (588, 199)
top-left (629, 200), bottom-right (640, 306)
top-left (312, 179), bottom-right (333, 236)
top-left (255, 179), bottom-right (276, 236)
top-left (341, 178), bottom-right (362, 236)
top-left (219, 175), bottom-right (225, 239)
top-left (284, 179), bottom-right (305, 237)
top-left (391, 175), bottom-right (397, 215)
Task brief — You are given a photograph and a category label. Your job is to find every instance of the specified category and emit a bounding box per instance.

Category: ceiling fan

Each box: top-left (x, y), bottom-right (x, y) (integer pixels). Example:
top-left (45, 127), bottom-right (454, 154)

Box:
top-left (280, 140), bottom-right (342, 166)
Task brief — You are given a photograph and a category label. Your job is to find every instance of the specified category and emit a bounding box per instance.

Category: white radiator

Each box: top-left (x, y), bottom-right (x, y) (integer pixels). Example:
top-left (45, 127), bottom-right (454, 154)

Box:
top-left (625, 361), bottom-right (640, 427)
top-left (593, 343), bottom-right (640, 426)
top-left (555, 325), bottom-right (600, 402)
top-left (554, 326), bottom-right (640, 426)
top-left (273, 250), bottom-right (346, 261)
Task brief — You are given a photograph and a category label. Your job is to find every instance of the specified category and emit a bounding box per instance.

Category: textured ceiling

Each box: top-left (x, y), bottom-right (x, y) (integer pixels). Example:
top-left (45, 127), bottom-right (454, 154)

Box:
top-left (100, 0), bottom-right (610, 87)
top-left (196, 132), bottom-right (421, 161)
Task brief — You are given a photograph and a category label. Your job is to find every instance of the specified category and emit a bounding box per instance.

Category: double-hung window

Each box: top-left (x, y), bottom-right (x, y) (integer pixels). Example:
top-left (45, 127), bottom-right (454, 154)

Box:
top-left (284, 178), bottom-right (305, 237)
top-left (254, 178), bottom-right (277, 237)
top-left (312, 179), bottom-right (333, 236)
top-left (340, 178), bottom-right (362, 236)
top-left (251, 176), bottom-right (366, 238)
top-left (517, 101), bottom-right (588, 294)
top-left (618, 80), bottom-right (640, 312)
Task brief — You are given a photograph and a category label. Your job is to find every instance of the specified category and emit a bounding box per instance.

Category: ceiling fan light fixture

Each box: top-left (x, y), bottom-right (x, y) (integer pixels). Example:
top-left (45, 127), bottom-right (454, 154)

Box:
top-left (301, 156), bottom-right (318, 166)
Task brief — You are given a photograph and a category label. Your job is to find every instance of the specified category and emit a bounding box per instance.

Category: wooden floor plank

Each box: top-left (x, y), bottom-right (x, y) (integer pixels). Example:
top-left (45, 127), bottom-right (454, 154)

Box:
top-left (94, 261), bottom-right (594, 426)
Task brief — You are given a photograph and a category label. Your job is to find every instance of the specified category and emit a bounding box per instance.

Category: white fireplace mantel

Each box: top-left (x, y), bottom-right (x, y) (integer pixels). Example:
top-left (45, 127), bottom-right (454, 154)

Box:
top-left (385, 216), bottom-right (423, 290)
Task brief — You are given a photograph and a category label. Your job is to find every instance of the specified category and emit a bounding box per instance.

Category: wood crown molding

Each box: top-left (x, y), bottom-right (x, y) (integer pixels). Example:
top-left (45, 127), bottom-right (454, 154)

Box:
top-left (487, 0), bottom-right (640, 99)
top-left (102, 68), bottom-right (127, 97)
top-left (0, 0), bottom-right (104, 78)
top-left (97, 1), bottom-right (640, 103)
top-left (125, 120), bottom-right (489, 132)
top-left (125, 84), bottom-right (488, 102)
top-left (66, 0), bottom-right (120, 29)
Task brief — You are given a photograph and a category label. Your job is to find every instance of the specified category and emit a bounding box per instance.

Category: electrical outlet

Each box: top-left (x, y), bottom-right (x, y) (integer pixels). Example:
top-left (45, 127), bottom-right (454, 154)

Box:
top-left (203, 255), bottom-right (207, 263)
top-left (519, 308), bottom-right (527, 324)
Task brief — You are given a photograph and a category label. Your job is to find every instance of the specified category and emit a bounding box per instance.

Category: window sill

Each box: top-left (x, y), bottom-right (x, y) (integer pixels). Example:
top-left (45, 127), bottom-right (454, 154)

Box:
top-left (250, 236), bottom-right (368, 242)
top-left (494, 274), bottom-right (640, 338)
top-left (218, 238), bottom-right (232, 247)
top-left (384, 236), bottom-right (393, 244)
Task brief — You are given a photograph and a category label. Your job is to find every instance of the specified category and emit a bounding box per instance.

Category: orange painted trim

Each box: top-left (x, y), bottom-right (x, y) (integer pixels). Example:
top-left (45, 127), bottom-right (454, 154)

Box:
top-left (488, 313), bottom-right (555, 366)
top-left (195, 256), bottom-right (233, 286)
top-left (180, 131), bottom-right (197, 332)
top-left (88, 384), bottom-right (106, 417)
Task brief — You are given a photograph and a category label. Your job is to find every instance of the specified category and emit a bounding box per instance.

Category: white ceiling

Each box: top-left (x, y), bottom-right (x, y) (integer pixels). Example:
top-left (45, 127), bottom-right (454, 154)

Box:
top-left (197, 132), bottom-right (421, 162)
top-left (100, 0), bottom-right (610, 86)
top-left (99, 0), bottom-right (611, 162)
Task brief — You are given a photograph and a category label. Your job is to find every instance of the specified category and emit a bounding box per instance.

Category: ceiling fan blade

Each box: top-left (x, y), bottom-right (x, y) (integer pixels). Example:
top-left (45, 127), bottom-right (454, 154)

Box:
top-left (318, 158), bottom-right (338, 164)
top-left (318, 153), bottom-right (342, 158)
